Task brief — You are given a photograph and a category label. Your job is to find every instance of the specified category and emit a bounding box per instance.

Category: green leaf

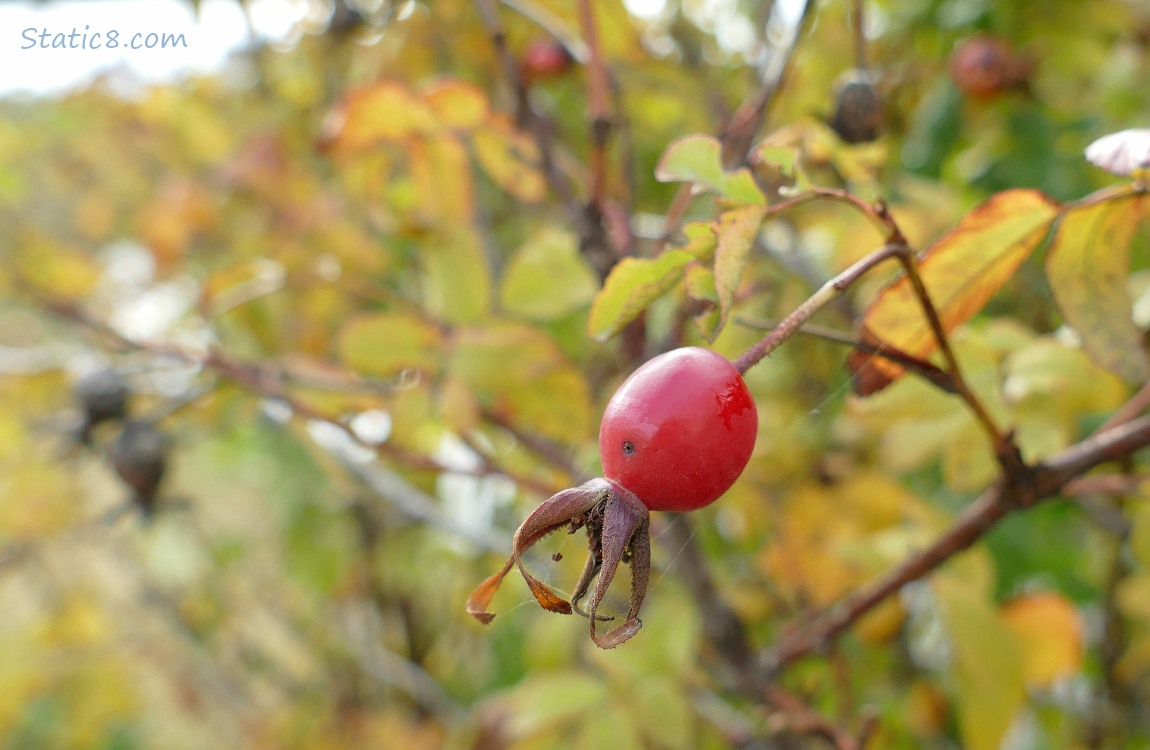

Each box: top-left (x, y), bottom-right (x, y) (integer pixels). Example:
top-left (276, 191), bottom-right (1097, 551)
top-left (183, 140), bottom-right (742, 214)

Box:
top-left (506, 670), bottom-right (606, 738)
top-left (500, 228), bottom-right (599, 320)
top-left (422, 227), bottom-right (491, 324)
top-left (587, 250), bottom-right (694, 341)
top-left (712, 204), bottom-right (767, 339)
top-left (1046, 193), bottom-right (1150, 384)
top-left (450, 320), bottom-right (591, 440)
top-left (680, 221), bottom-right (718, 261)
top-left (655, 135), bottom-right (765, 205)
top-left (935, 574), bottom-right (1026, 750)
top-left (337, 312), bottom-right (444, 376)
top-left (575, 704), bottom-right (644, 750)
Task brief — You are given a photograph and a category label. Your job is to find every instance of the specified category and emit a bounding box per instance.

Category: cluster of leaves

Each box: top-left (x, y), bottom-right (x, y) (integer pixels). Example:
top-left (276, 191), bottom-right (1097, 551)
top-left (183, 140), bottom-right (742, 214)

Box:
top-left (3, 0), bottom-right (1150, 749)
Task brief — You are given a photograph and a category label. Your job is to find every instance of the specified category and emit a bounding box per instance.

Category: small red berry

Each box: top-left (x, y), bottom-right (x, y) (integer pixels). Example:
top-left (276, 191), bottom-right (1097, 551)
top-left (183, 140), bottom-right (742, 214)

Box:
top-left (949, 35), bottom-right (1030, 100)
top-left (520, 39), bottom-right (573, 82)
top-left (599, 347), bottom-right (757, 512)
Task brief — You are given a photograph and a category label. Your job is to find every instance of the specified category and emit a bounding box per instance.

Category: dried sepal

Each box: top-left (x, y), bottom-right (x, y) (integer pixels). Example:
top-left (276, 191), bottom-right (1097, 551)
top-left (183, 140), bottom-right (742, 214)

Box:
top-left (582, 480), bottom-right (649, 648)
top-left (466, 478), bottom-right (613, 623)
top-left (465, 476), bottom-right (653, 649)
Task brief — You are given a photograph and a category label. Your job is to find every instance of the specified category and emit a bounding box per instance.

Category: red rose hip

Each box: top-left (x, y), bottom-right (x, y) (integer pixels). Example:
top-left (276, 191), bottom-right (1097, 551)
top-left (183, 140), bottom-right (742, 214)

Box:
top-left (599, 347), bottom-right (758, 512)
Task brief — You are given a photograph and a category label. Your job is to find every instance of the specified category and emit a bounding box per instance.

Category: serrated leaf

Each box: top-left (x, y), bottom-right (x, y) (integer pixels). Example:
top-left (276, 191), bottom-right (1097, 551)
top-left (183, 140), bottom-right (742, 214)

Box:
top-left (860, 189), bottom-right (1059, 388)
top-left (421, 228), bottom-right (490, 324)
top-left (319, 83), bottom-right (436, 152)
top-left (500, 228), bottom-right (598, 320)
top-left (935, 574), bottom-right (1026, 750)
top-left (587, 250), bottom-right (694, 341)
top-left (1001, 592), bottom-right (1084, 688)
top-left (679, 221), bottom-right (717, 260)
top-left (422, 78), bottom-right (489, 130)
top-left (472, 116), bottom-right (546, 202)
top-left (655, 135), bottom-right (765, 205)
top-left (337, 312), bottom-right (443, 376)
top-left (1046, 194), bottom-right (1150, 384)
top-left (712, 204), bottom-right (767, 339)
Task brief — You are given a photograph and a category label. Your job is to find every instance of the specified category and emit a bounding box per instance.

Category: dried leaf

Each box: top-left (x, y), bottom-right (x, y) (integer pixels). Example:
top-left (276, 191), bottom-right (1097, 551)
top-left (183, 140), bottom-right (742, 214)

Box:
top-left (466, 478), bottom-right (650, 649)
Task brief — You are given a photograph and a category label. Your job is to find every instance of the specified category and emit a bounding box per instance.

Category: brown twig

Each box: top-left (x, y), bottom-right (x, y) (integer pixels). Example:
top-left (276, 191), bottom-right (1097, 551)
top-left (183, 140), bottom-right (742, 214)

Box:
top-left (732, 242), bottom-right (908, 374)
top-left (735, 315), bottom-right (957, 393)
top-left (762, 413), bottom-right (1150, 672)
top-left (890, 249), bottom-right (1012, 460)
top-left (472, 1), bottom-right (584, 234)
top-left (851, 0), bottom-right (868, 71)
top-left (576, 0), bottom-right (612, 211)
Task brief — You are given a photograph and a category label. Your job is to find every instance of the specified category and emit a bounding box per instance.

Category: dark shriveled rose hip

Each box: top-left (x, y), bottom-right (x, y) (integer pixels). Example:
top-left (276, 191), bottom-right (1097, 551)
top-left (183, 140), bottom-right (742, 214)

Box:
top-left (467, 347), bottom-right (758, 648)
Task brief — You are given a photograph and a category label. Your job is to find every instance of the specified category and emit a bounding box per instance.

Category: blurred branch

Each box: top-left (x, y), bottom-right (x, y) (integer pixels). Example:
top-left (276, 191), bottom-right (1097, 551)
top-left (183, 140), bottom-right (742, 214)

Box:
top-left (474, 0), bottom-right (611, 274)
top-left (575, 0), bottom-right (615, 246)
top-left (851, 0), bottom-right (868, 71)
top-left (321, 434), bottom-right (508, 554)
top-left (1096, 378), bottom-right (1150, 434)
top-left (720, 0), bottom-right (818, 169)
top-left (481, 407), bottom-right (587, 482)
top-left (24, 283), bottom-right (556, 495)
top-left (763, 413), bottom-right (1150, 672)
top-left (735, 315), bottom-right (956, 394)
top-left (1085, 491), bottom-right (1134, 748)
top-left (335, 602), bottom-right (465, 720)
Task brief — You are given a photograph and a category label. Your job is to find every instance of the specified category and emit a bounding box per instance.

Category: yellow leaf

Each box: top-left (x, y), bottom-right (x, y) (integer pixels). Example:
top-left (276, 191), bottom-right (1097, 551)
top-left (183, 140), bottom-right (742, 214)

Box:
top-left (500, 228), bottom-right (598, 321)
top-left (1046, 193), bottom-right (1150, 383)
top-left (422, 78), bottom-right (490, 130)
top-left (713, 204), bottom-right (767, 338)
top-left (421, 227), bottom-right (491, 323)
top-left (337, 312), bottom-right (444, 376)
top-left (1001, 592), bottom-right (1084, 688)
top-left (409, 134), bottom-right (474, 223)
top-left (934, 574), bottom-right (1026, 750)
top-left (471, 116), bottom-right (546, 202)
top-left (320, 83), bottom-right (437, 152)
top-left (861, 189), bottom-right (1059, 386)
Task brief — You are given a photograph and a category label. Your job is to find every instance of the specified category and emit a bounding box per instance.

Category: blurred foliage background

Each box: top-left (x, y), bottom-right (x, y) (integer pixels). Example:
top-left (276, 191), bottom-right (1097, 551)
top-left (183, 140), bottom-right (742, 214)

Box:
top-left (4, 0), bottom-right (1150, 748)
